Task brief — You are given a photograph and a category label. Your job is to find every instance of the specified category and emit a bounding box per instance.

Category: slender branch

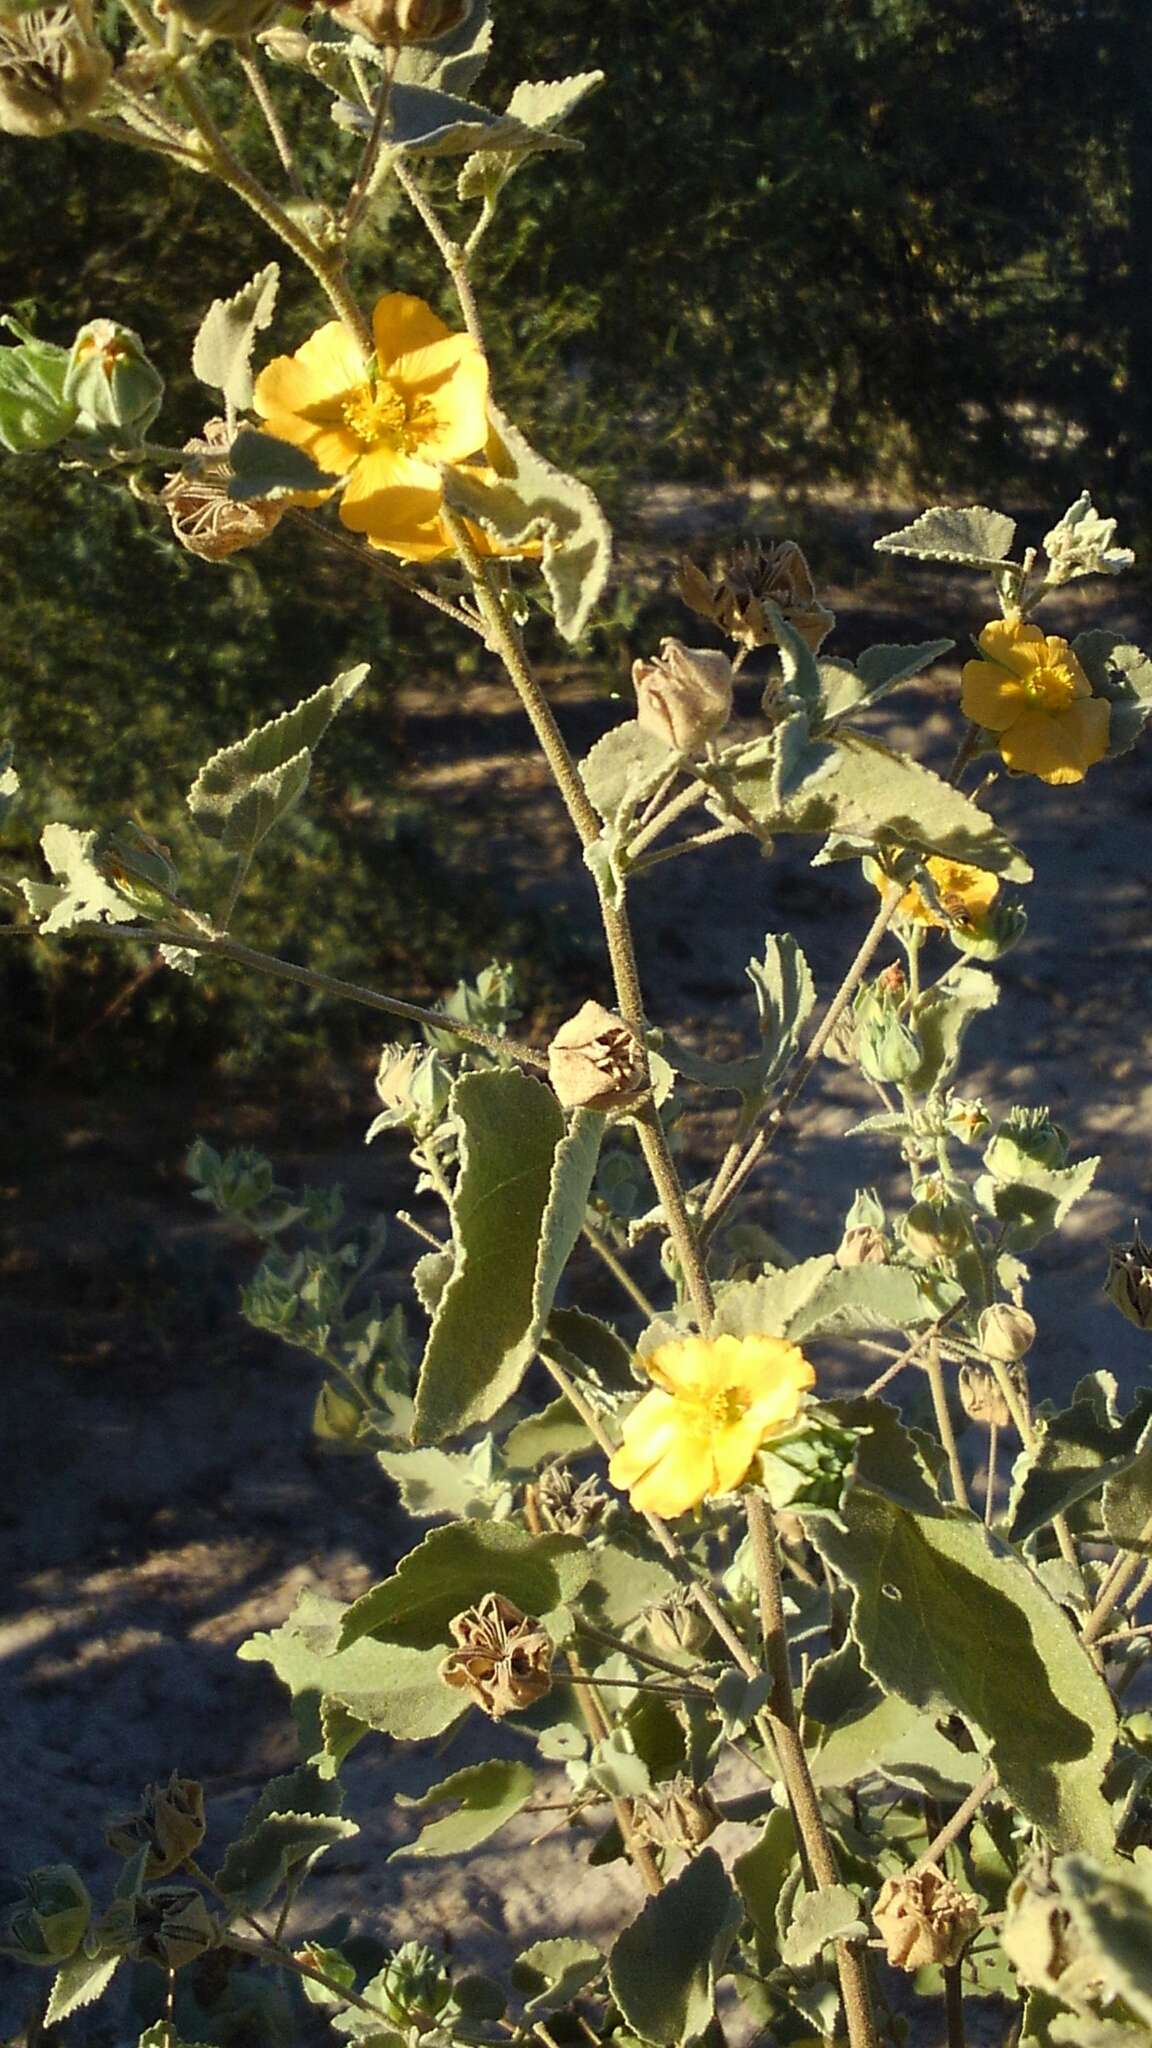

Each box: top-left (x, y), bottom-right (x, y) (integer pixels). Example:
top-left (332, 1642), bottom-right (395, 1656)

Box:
top-left (1082, 1515), bottom-right (1152, 1645)
top-left (914, 1769), bottom-right (997, 1872)
top-left (288, 510), bottom-right (486, 634)
top-left (235, 41), bottom-right (308, 200)
top-left (394, 158), bottom-right (486, 351)
top-left (626, 780), bottom-right (705, 862)
top-left (69, 921), bottom-right (548, 1067)
top-left (985, 1352), bottom-right (1086, 1592)
top-left (573, 1620), bottom-right (701, 1681)
top-left (630, 821), bottom-right (744, 875)
top-left (926, 1333), bottom-right (970, 1511)
top-left (582, 1217), bottom-right (657, 1318)
top-left (984, 1419), bottom-right (999, 1525)
top-left (943, 1963), bottom-right (966, 2048)
top-left (699, 885), bottom-right (903, 1237)
top-left (342, 40), bottom-right (399, 235)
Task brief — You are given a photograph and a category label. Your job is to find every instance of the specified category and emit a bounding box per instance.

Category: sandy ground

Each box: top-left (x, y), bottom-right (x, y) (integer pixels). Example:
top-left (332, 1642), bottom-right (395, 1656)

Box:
top-left (4, 506), bottom-right (1152, 2043)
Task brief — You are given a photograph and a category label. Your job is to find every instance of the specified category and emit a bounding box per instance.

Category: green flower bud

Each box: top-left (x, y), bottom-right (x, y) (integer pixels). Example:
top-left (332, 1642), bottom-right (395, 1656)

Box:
top-left (0, 315), bottom-right (77, 451)
top-left (134, 1886), bottom-right (217, 1970)
top-left (856, 1006), bottom-right (922, 1085)
top-left (943, 1096), bottom-right (989, 1145)
top-left (367, 1042), bottom-right (453, 1140)
top-left (312, 1380), bottom-right (364, 1442)
top-left (642, 1600), bottom-right (714, 1660)
top-left (374, 1942), bottom-right (453, 2029)
top-left (903, 1195), bottom-right (970, 1261)
top-left (64, 319), bottom-right (163, 439)
top-left (1105, 1228), bottom-right (1152, 1330)
top-left (0, 6), bottom-right (111, 135)
top-left (984, 1108), bottom-right (1068, 1182)
top-left (754, 1413), bottom-right (858, 1514)
top-left (0, 1866), bottom-right (90, 1965)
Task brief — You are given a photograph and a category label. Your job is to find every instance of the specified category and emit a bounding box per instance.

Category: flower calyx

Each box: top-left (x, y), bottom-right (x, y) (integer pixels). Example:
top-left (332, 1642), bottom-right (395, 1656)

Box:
top-left (676, 538), bottom-right (834, 653)
top-left (1105, 1227), bottom-right (1152, 1331)
top-left (105, 1773), bottom-right (206, 1879)
top-left (162, 419), bottom-right (284, 561)
top-left (439, 1593), bottom-right (554, 1719)
top-left (0, 6), bottom-right (111, 137)
top-left (548, 1000), bottom-right (646, 1111)
top-left (533, 1461), bottom-right (607, 1537)
top-left (632, 638), bottom-right (734, 755)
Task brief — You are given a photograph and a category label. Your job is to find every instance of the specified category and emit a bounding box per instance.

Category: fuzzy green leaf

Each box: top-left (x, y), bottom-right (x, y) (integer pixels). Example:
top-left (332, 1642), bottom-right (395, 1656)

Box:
top-left (578, 1544), bottom-right (679, 1631)
top-left (909, 965), bottom-right (998, 1093)
top-left (1009, 1379), bottom-right (1152, 1544)
top-left (780, 1884), bottom-right (868, 1969)
top-left (458, 70), bottom-right (602, 199)
top-left (730, 729), bottom-right (1030, 878)
top-left (544, 1306), bottom-right (635, 1394)
top-left (808, 1496), bottom-right (1117, 1854)
top-left (20, 823), bottom-right (137, 935)
top-left (46, 1952), bottom-right (121, 2027)
top-left (381, 81), bottom-right (572, 158)
top-left (192, 264), bottom-right (279, 410)
top-left (226, 424), bottom-right (341, 500)
top-left (187, 667), bottom-right (365, 855)
top-left (392, 1760), bottom-right (534, 1859)
top-left (874, 505), bottom-right (1017, 568)
top-left (443, 404), bottom-right (611, 641)
top-left (809, 1692), bottom-right (980, 1798)
top-left (609, 1848), bottom-right (742, 2046)
top-left (710, 1258), bottom-right (838, 1341)
top-left (581, 720), bottom-right (671, 826)
top-left (393, 0), bottom-right (489, 93)
top-left (787, 1264), bottom-right (960, 1341)
top-left (822, 639), bottom-right (955, 721)
top-left (511, 1937), bottom-right (605, 2012)
top-left (1072, 632), bottom-right (1152, 757)
top-left (1058, 1853), bottom-right (1152, 2024)
top-left (338, 1521), bottom-right (591, 1649)
top-left (413, 1069), bottom-right (584, 1442)
top-left (214, 1810), bottom-right (357, 1913)
top-left (502, 1396), bottom-right (593, 1470)
top-left (376, 1442), bottom-right (511, 1520)
top-left (238, 1589), bottom-right (465, 1743)
top-left (733, 1810), bottom-right (798, 1965)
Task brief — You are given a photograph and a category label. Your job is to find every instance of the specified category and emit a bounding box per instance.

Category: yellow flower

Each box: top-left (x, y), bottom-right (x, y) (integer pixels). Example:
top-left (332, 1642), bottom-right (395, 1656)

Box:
top-left (253, 292), bottom-right (488, 561)
top-left (608, 1333), bottom-right (816, 1518)
top-left (873, 855), bottom-right (1000, 930)
top-left (960, 616), bottom-right (1109, 785)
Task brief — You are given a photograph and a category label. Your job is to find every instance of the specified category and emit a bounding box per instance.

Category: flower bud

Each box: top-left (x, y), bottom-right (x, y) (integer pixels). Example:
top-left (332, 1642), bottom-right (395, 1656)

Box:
top-left (0, 1865), bottom-right (91, 1966)
top-left (836, 1225), bottom-right (888, 1268)
top-left (1043, 492), bottom-right (1134, 585)
top-left (65, 319), bottom-right (163, 439)
top-left (376, 1942), bottom-right (453, 2028)
top-left (0, 6), bottom-right (110, 135)
top-left (984, 1108), bottom-right (1068, 1182)
top-left (106, 1774), bottom-right (205, 1878)
top-left (548, 1000), bottom-right (646, 1110)
top-left (0, 315), bottom-right (77, 452)
top-left (128, 1886), bottom-right (217, 1970)
top-left (635, 1775), bottom-right (721, 1851)
top-left (368, 1041), bottom-right (453, 1139)
top-left (1105, 1229), bottom-right (1152, 1330)
top-left (855, 1004), bottom-right (922, 1086)
top-left (949, 899), bottom-right (1027, 962)
top-left (903, 1196), bottom-right (970, 1262)
top-left (958, 1360), bottom-right (1023, 1429)
top-left (632, 638), bottom-right (734, 754)
top-left (162, 418), bottom-right (283, 560)
top-left (642, 1600), bottom-right (714, 1660)
top-left (977, 1303), bottom-right (1036, 1363)
top-left (944, 1096), bottom-right (989, 1146)
top-left (873, 1869), bottom-right (980, 1971)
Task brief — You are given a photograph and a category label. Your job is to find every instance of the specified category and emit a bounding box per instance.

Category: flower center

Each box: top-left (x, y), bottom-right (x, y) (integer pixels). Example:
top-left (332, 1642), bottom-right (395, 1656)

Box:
top-left (1021, 659), bottom-right (1076, 714)
top-left (699, 1385), bottom-right (751, 1431)
top-left (341, 378), bottom-right (433, 453)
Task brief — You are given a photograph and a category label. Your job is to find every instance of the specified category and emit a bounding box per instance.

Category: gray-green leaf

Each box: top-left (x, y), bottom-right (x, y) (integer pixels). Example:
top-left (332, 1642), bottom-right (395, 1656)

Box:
top-left (187, 666), bottom-right (365, 856)
top-left (779, 1884), bottom-right (867, 1969)
top-left (1072, 632), bottom-right (1152, 757)
top-left (874, 505), bottom-right (1017, 569)
top-left (20, 823), bottom-right (137, 935)
top-left (392, 1759), bottom-right (534, 1859)
top-left (192, 264), bottom-right (279, 411)
top-left (608, 1847), bottom-right (742, 2046)
top-left (338, 1520), bottom-right (591, 1649)
top-left (511, 1937), bottom-right (604, 2012)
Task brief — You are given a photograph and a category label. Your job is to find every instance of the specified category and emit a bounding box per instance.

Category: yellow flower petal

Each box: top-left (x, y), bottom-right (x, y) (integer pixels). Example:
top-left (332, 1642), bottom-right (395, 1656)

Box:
top-left (372, 291), bottom-right (452, 369)
top-left (338, 445), bottom-right (443, 553)
top-left (998, 698), bottom-right (1110, 784)
top-left (621, 1429), bottom-right (715, 1519)
top-left (254, 321), bottom-right (367, 421)
top-left (960, 657), bottom-right (1029, 732)
top-left (610, 1333), bottom-right (815, 1517)
top-left (392, 337), bottom-right (489, 463)
top-left (975, 616), bottom-right (1048, 677)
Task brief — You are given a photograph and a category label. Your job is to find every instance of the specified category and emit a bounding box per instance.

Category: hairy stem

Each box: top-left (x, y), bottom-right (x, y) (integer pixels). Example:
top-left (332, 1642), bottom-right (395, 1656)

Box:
top-left (235, 41), bottom-right (308, 198)
top-left (74, 922), bottom-right (547, 1067)
top-left (926, 1333), bottom-right (970, 1511)
top-left (394, 158), bottom-right (486, 351)
top-left (914, 1769), bottom-right (998, 1872)
top-left (1083, 1514), bottom-right (1152, 1645)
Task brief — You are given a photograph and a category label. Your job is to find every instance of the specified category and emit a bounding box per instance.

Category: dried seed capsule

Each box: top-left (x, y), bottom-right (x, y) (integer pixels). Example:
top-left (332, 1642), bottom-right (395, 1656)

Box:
top-left (0, 6), bottom-right (111, 136)
top-left (162, 419), bottom-right (284, 560)
top-left (1105, 1228), bottom-right (1152, 1330)
top-left (548, 1000), bottom-right (646, 1110)
top-left (106, 1774), bottom-right (205, 1879)
top-left (873, 1869), bottom-right (981, 1971)
top-left (835, 1225), bottom-right (888, 1268)
top-left (958, 1361), bottom-right (1022, 1430)
top-left (439, 1593), bottom-right (553, 1719)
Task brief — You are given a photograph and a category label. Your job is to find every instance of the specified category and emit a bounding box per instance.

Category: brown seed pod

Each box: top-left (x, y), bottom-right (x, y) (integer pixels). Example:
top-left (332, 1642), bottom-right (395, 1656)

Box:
top-left (439, 1593), bottom-right (554, 1719)
top-left (161, 418), bottom-right (283, 561)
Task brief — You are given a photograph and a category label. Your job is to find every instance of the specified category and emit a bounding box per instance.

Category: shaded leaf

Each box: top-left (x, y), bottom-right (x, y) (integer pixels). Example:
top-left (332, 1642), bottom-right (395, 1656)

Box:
top-left (909, 965), bottom-right (998, 1094)
top-left (1072, 632), bottom-right (1152, 757)
top-left (380, 81), bottom-right (574, 158)
top-left (377, 1442), bottom-right (510, 1520)
top-left (733, 1810), bottom-right (798, 1966)
top-left (780, 1884), bottom-right (867, 1969)
top-left (808, 1495), bottom-right (1116, 1853)
top-left (609, 1848), bottom-right (742, 2046)
top-left (503, 1396), bottom-right (593, 1470)
top-left (1059, 1853), bottom-right (1152, 2024)
top-left (1008, 1380), bottom-right (1152, 1545)
top-left (392, 1759), bottom-right (534, 1859)
top-left (413, 1070), bottom-right (574, 1442)
top-left (214, 1810), bottom-right (357, 1913)
top-left (226, 424), bottom-right (340, 500)
top-left (512, 1937), bottom-right (604, 2012)
top-left (544, 1306), bottom-right (635, 1395)
top-left (580, 720), bottom-right (670, 825)
top-left (238, 1590), bottom-right (465, 1744)
top-left (809, 1692), bottom-right (981, 1797)
top-left (822, 639), bottom-right (955, 721)
top-left (458, 70), bottom-right (603, 200)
